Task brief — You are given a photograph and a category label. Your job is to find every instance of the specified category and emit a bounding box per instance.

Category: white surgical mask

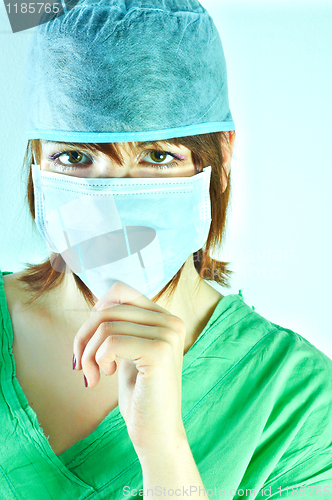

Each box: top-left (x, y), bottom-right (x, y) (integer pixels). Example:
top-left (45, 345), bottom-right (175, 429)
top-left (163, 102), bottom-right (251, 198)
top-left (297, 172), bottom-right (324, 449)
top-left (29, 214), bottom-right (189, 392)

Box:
top-left (31, 165), bottom-right (212, 301)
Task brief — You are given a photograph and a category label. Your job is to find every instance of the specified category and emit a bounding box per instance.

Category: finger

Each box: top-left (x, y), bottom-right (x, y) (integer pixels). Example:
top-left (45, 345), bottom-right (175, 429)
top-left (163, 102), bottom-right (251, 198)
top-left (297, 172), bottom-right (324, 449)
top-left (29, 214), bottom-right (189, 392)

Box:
top-left (81, 321), bottom-right (181, 386)
top-left (92, 281), bottom-right (170, 315)
top-left (84, 335), bottom-right (153, 388)
top-left (94, 335), bottom-right (173, 378)
top-left (82, 357), bottom-right (117, 388)
top-left (100, 360), bottom-right (117, 377)
top-left (74, 305), bottom-right (185, 370)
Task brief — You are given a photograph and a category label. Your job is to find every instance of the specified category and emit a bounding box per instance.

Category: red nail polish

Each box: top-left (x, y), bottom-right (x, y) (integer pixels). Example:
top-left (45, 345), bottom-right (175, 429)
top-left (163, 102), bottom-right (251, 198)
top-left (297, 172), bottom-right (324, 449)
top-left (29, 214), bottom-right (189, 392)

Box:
top-left (72, 354), bottom-right (76, 370)
top-left (84, 375), bottom-right (88, 388)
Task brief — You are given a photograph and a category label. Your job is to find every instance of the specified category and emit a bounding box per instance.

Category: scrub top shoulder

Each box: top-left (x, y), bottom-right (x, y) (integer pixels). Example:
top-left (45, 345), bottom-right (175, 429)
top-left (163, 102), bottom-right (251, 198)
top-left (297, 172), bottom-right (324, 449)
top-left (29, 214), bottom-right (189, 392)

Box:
top-left (1, 269), bottom-right (332, 499)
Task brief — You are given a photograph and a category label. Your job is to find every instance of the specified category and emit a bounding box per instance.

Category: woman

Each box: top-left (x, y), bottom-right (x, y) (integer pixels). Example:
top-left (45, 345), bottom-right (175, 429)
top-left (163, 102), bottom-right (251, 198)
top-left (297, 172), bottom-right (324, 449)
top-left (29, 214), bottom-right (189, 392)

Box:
top-left (1, 0), bottom-right (331, 498)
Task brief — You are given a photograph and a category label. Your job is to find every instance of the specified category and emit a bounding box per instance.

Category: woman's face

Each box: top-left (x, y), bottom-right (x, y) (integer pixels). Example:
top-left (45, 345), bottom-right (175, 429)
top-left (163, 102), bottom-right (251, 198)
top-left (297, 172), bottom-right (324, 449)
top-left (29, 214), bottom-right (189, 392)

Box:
top-left (40, 140), bottom-right (199, 178)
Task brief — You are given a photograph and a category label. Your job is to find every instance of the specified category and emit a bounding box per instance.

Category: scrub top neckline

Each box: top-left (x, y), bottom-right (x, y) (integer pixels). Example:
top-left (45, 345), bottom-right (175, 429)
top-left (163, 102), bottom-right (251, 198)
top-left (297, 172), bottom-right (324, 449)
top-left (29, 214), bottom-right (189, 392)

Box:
top-left (0, 269), bottom-right (243, 466)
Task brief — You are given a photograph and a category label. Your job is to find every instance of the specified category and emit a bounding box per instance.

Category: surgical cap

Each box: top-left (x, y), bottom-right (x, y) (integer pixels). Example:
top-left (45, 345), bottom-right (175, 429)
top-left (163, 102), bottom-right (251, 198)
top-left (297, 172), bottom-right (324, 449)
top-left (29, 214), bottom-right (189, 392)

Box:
top-left (24, 0), bottom-right (235, 143)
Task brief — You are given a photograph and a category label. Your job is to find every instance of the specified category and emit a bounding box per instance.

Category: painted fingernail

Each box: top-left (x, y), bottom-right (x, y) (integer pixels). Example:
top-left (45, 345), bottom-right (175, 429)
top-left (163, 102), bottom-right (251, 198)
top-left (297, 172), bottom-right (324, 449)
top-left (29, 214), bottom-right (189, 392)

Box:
top-left (84, 375), bottom-right (88, 388)
top-left (72, 354), bottom-right (76, 370)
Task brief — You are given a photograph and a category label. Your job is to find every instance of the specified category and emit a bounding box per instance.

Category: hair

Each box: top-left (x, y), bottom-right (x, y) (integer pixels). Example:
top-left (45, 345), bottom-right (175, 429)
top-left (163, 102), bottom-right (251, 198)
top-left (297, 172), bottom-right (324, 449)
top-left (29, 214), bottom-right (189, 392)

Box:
top-left (18, 132), bottom-right (234, 308)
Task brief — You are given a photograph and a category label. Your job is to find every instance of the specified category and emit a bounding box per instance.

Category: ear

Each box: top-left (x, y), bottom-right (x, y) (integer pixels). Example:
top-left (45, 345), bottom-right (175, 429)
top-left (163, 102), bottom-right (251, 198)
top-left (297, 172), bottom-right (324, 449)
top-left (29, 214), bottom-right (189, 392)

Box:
top-left (221, 130), bottom-right (235, 192)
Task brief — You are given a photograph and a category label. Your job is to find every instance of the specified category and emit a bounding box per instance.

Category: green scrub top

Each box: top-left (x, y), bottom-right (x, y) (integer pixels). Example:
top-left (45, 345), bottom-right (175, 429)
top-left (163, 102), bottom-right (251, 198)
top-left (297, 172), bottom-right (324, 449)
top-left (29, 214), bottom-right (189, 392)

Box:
top-left (1, 269), bottom-right (332, 499)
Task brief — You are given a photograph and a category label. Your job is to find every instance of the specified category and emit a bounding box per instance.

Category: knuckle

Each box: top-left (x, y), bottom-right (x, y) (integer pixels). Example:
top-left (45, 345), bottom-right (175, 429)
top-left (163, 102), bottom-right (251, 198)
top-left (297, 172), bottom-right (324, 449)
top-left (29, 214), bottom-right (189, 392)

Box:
top-left (110, 281), bottom-right (123, 295)
top-left (156, 326), bottom-right (183, 350)
top-left (91, 310), bottom-right (108, 323)
top-left (141, 364), bottom-right (154, 378)
top-left (98, 321), bottom-right (113, 337)
top-left (166, 314), bottom-right (186, 335)
top-left (160, 327), bottom-right (175, 343)
top-left (95, 336), bottom-right (116, 364)
top-left (152, 339), bottom-right (172, 358)
top-left (98, 310), bottom-right (110, 321)
top-left (177, 318), bottom-right (186, 336)
top-left (95, 349), bottom-right (106, 365)
top-left (105, 334), bottom-right (118, 348)
top-left (81, 350), bottom-right (91, 366)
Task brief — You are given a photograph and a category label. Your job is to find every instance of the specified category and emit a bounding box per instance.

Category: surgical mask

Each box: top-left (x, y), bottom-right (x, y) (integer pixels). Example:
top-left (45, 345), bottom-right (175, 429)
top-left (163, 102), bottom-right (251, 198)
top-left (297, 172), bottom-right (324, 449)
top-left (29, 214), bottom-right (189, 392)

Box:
top-left (31, 165), bottom-right (212, 301)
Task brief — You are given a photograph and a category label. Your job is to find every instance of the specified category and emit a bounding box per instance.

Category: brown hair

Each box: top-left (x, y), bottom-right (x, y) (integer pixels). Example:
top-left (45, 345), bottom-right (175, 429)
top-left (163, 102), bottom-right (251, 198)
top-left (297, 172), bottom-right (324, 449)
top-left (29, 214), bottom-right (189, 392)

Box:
top-left (18, 132), bottom-right (234, 307)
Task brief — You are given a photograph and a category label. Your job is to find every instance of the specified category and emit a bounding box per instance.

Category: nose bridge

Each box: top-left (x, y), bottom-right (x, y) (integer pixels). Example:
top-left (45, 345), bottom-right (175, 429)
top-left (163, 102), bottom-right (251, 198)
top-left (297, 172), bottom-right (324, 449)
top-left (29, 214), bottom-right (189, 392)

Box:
top-left (101, 147), bottom-right (140, 178)
top-left (103, 163), bottom-right (132, 178)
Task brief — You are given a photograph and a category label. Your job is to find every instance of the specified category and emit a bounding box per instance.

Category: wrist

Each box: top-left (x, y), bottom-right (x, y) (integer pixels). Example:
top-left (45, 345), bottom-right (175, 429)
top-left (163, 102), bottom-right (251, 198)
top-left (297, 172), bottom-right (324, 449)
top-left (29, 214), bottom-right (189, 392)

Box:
top-left (134, 428), bottom-right (189, 464)
top-left (137, 434), bottom-right (206, 499)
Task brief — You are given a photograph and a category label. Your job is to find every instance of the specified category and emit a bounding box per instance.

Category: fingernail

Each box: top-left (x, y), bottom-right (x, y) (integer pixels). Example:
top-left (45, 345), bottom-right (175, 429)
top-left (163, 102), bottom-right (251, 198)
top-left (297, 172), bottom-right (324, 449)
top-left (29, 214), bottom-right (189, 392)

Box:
top-left (72, 354), bottom-right (76, 370)
top-left (84, 375), bottom-right (88, 388)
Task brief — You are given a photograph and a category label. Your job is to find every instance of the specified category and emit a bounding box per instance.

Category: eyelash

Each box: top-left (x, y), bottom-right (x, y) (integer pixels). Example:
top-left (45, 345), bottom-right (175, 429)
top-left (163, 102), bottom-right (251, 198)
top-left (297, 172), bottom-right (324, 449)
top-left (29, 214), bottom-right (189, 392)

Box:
top-left (47, 149), bottom-right (185, 172)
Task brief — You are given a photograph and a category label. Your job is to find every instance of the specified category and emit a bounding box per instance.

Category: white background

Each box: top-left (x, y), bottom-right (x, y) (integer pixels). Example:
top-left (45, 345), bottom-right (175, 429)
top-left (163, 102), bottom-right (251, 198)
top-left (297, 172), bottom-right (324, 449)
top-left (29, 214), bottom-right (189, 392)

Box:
top-left (0, 1), bottom-right (331, 357)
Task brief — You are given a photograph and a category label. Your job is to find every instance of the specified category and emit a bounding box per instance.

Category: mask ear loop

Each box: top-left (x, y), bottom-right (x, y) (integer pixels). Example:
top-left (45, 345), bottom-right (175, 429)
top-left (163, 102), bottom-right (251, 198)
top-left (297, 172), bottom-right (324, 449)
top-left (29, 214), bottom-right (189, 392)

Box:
top-left (32, 150), bottom-right (37, 166)
top-left (32, 150), bottom-right (41, 169)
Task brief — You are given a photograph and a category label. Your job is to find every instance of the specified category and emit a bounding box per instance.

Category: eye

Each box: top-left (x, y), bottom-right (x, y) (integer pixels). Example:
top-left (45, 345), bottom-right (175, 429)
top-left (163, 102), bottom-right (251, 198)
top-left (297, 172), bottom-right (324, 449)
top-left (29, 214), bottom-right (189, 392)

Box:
top-left (146, 151), bottom-right (170, 164)
top-left (141, 150), bottom-right (184, 169)
top-left (46, 148), bottom-right (186, 173)
top-left (47, 151), bottom-right (92, 169)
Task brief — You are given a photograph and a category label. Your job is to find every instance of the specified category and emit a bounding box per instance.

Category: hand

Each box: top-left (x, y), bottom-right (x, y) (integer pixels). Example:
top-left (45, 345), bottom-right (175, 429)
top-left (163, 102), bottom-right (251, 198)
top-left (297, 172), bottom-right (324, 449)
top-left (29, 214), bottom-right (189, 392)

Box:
top-left (73, 281), bottom-right (187, 455)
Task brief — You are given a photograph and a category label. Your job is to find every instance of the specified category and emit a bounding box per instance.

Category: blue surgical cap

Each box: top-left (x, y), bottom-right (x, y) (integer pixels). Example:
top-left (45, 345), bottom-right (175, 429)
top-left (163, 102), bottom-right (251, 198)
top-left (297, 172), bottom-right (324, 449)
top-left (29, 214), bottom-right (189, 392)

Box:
top-left (24, 0), bottom-right (235, 143)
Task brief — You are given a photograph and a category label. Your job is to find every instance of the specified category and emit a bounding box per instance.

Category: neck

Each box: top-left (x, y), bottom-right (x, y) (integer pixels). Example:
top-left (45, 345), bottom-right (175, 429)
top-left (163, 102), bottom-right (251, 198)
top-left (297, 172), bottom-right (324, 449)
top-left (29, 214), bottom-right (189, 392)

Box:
top-left (39, 255), bottom-right (222, 351)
